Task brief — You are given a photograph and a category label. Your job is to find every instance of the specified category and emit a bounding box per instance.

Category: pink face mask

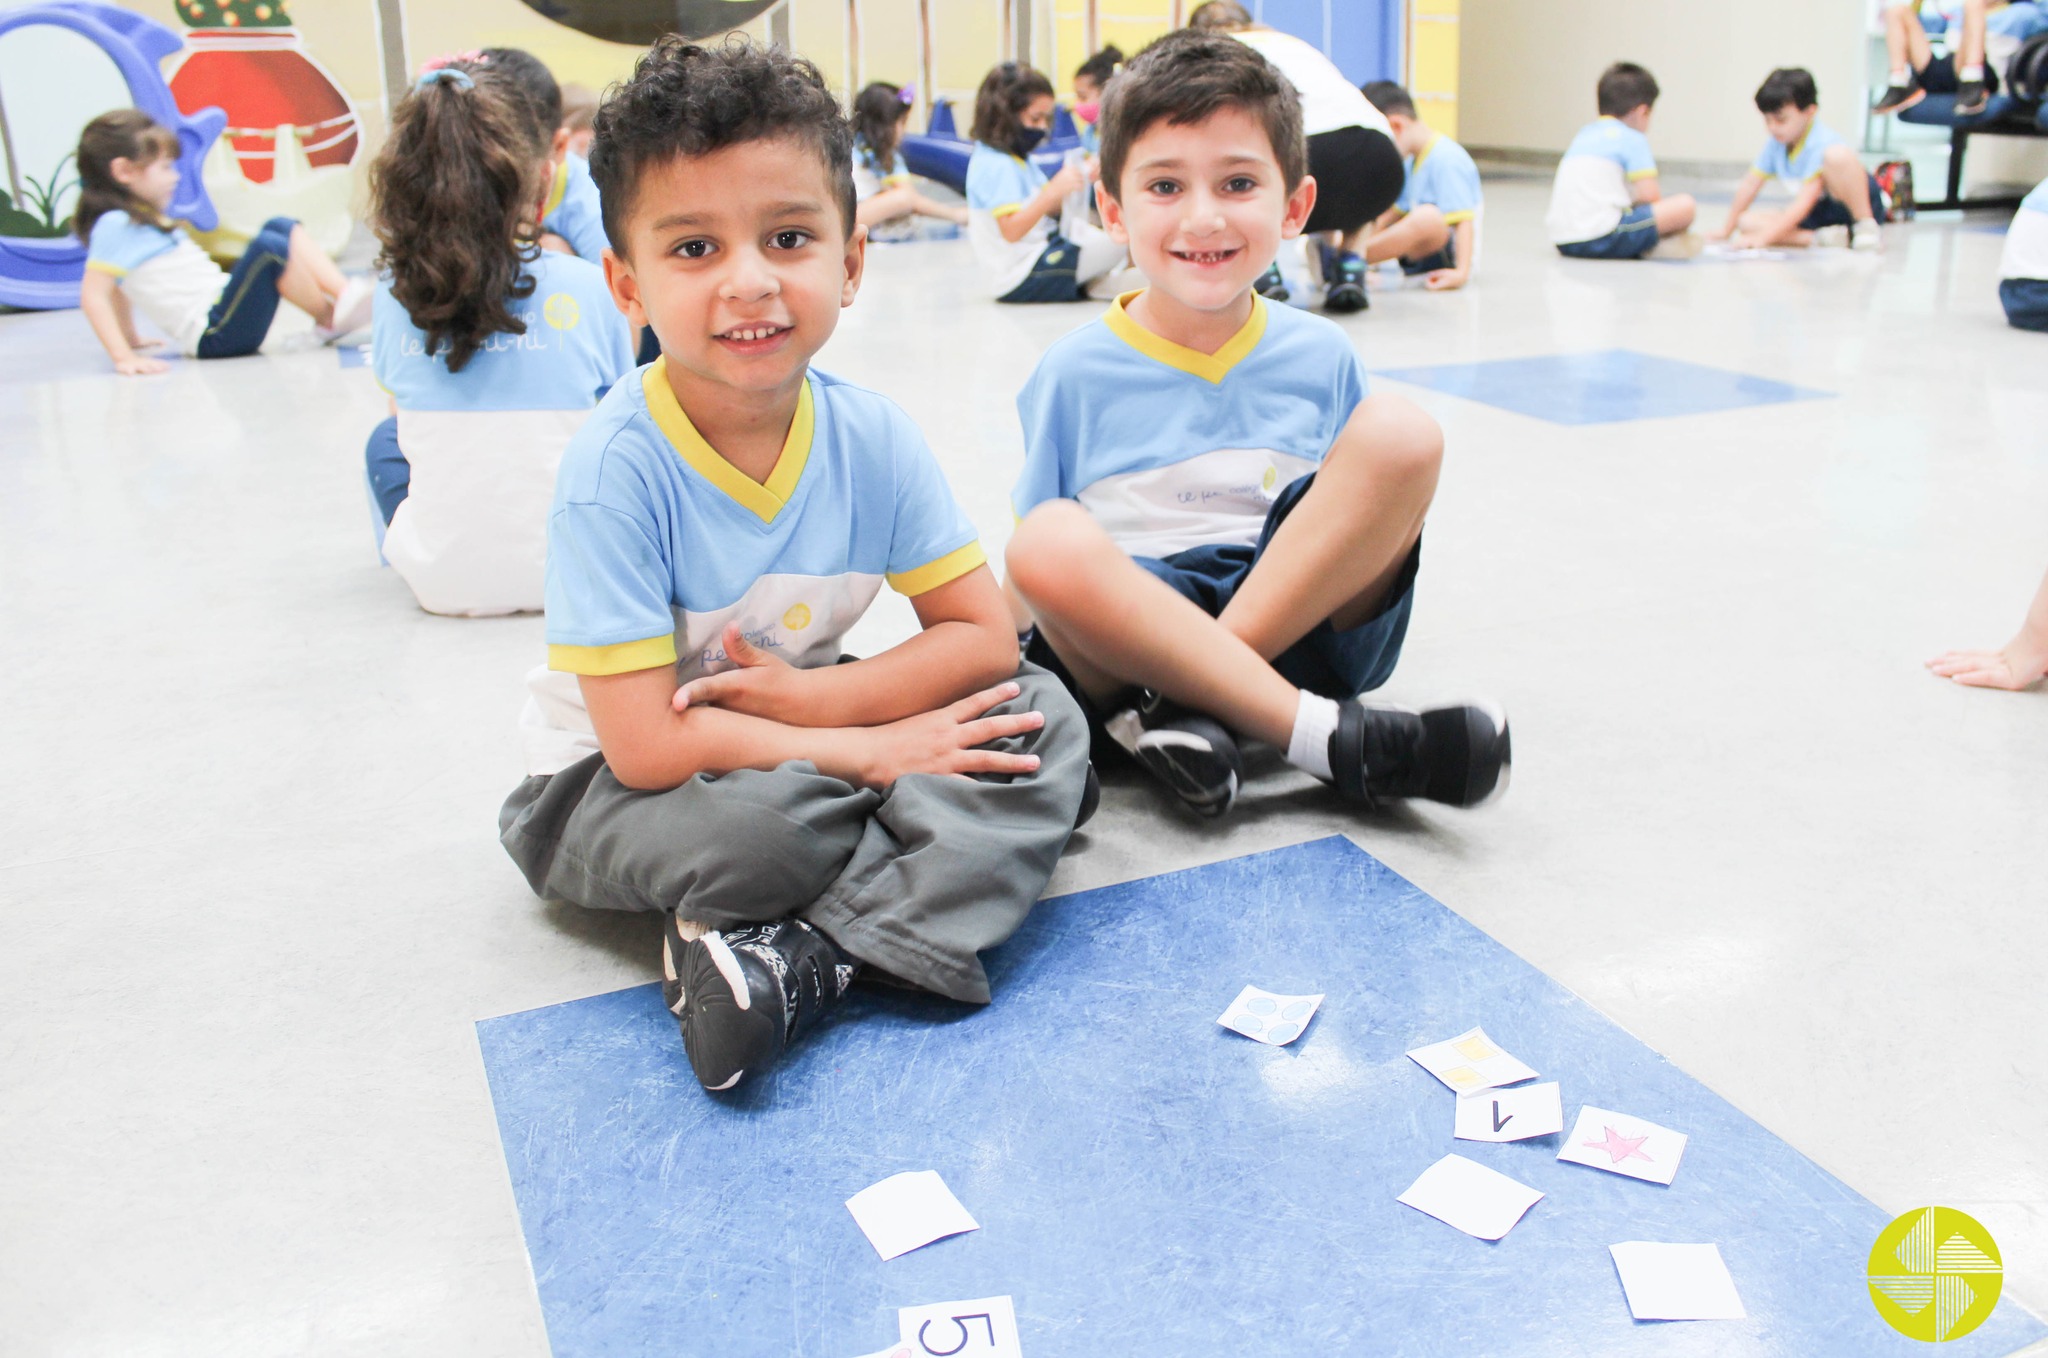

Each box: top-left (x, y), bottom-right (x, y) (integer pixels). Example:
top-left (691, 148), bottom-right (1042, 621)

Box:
top-left (1074, 100), bottom-right (1100, 125)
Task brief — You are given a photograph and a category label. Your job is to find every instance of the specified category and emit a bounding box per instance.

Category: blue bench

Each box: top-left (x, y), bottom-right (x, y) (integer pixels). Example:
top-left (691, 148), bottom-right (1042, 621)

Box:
top-left (1896, 93), bottom-right (2048, 211)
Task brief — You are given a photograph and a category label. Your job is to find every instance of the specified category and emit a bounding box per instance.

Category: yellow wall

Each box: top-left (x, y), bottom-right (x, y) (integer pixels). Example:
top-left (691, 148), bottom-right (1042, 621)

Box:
top-left (1409, 0), bottom-right (1459, 140)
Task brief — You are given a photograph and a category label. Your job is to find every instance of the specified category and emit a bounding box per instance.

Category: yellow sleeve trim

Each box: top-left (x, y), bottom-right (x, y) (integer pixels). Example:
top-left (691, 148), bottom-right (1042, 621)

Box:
top-left (990, 203), bottom-right (1024, 218)
top-left (1625, 168), bottom-right (1659, 181)
top-left (85, 260), bottom-right (127, 277)
top-left (883, 173), bottom-right (912, 187)
top-left (888, 541), bottom-right (988, 597)
top-left (543, 159), bottom-right (570, 220)
top-left (1442, 209), bottom-right (1477, 226)
top-left (548, 635), bottom-right (678, 676)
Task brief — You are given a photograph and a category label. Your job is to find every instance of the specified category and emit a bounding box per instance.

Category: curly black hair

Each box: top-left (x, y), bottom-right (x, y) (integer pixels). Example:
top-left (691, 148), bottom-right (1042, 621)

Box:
top-left (589, 35), bottom-right (855, 252)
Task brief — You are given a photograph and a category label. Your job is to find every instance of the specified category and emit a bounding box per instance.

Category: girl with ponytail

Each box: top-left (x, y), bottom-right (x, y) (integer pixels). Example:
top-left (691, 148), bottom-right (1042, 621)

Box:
top-left (364, 56), bottom-right (632, 617)
top-left (848, 81), bottom-right (966, 233)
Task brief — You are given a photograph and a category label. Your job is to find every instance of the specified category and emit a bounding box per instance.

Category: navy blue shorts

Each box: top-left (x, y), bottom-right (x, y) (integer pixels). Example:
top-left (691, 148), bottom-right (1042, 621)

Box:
top-left (2001, 277), bottom-right (2048, 332)
top-left (1916, 51), bottom-right (1998, 96)
top-left (196, 216), bottom-right (296, 359)
top-left (1799, 174), bottom-right (1890, 229)
top-left (1403, 237), bottom-right (1457, 276)
top-left (1024, 473), bottom-right (1420, 746)
top-left (998, 233), bottom-right (1090, 303)
top-left (1557, 204), bottom-right (1659, 260)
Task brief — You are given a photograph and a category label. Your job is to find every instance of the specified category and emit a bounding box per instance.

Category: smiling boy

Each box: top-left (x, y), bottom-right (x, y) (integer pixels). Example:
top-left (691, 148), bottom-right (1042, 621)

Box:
top-left (1003, 31), bottom-right (1509, 819)
top-left (498, 38), bottom-right (1090, 1094)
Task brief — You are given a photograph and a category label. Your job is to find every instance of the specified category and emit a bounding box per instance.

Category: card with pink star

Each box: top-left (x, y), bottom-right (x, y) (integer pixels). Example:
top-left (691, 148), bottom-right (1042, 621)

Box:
top-left (1556, 1105), bottom-right (1689, 1185)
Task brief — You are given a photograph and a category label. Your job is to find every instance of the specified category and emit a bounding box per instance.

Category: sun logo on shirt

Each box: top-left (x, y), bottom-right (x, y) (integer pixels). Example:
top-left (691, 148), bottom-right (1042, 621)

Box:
top-left (1262, 465), bottom-right (1279, 493)
top-left (782, 603), bottom-right (813, 631)
top-left (542, 293), bottom-right (581, 331)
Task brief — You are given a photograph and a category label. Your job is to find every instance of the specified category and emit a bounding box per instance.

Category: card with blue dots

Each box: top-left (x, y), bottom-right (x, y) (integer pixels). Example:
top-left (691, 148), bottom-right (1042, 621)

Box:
top-left (1216, 985), bottom-right (1324, 1046)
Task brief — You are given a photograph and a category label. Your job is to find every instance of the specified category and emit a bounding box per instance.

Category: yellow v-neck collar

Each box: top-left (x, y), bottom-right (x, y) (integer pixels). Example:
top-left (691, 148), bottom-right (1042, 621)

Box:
top-left (1786, 126), bottom-right (1811, 165)
top-left (543, 159), bottom-right (569, 218)
top-left (1412, 134), bottom-right (1440, 173)
top-left (642, 358), bottom-right (814, 524)
top-left (1101, 290), bottom-right (1267, 385)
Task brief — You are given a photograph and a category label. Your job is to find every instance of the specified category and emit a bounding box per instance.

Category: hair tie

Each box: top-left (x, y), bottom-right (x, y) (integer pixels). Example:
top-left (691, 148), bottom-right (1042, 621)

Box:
top-left (416, 67), bottom-right (474, 91)
top-left (897, 83), bottom-right (916, 104)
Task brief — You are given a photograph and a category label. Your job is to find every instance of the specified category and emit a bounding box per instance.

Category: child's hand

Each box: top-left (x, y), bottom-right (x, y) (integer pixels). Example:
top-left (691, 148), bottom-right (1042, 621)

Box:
top-left (115, 355), bottom-right (169, 376)
top-left (1706, 223), bottom-right (1735, 243)
top-left (1423, 269), bottom-right (1467, 291)
top-left (856, 681), bottom-right (1044, 788)
top-left (1047, 162), bottom-right (1089, 199)
top-left (130, 338), bottom-right (165, 351)
top-left (672, 623), bottom-right (806, 719)
top-left (1926, 640), bottom-right (2048, 690)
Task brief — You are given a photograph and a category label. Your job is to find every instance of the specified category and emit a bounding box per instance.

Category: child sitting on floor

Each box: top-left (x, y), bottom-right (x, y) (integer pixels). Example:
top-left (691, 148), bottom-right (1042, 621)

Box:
top-left (498, 37), bottom-right (1091, 1094)
top-left (1361, 80), bottom-right (1483, 290)
top-left (1711, 68), bottom-right (1884, 252)
top-left (1545, 62), bottom-right (1695, 260)
top-left (1998, 176), bottom-right (2048, 330)
top-left (965, 61), bottom-right (1131, 302)
top-left (1003, 31), bottom-right (1509, 820)
top-left (365, 57), bottom-right (632, 616)
top-left (849, 81), bottom-right (968, 235)
top-left (74, 110), bottom-right (370, 374)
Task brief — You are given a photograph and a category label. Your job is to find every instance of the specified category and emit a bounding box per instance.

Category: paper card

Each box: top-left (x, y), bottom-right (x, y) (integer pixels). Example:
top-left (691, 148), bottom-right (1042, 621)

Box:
top-left (1396, 1153), bottom-right (1544, 1241)
top-left (1216, 985), bottom-right (1324, 1046)
top-left (1609, 1242), bottom-right (1746, 1320)
top-left (1702, 241), bottom-right (1790, 261)
top-left (845, 1171), bottom-right (980, 1261)
top-left (1454, 1082), bottom-right (1564, 1143)
top-left (898, 1296), bottom-right (1022, 1358)
top-left (1557, 1106), bottom-right (1689, 1185)
top-left (1406, 1026), bottom-right (1538, 1092)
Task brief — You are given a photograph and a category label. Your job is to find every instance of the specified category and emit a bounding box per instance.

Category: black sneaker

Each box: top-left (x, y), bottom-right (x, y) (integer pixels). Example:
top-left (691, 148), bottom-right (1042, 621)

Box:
top-left (1955, 78), bottom-right (1989, 117)
top-left (1872, 79), bottom-right (1920, 115)
top-left (1328, 700), bottom-right (1510, 809)
top-left (662, 916), bottom-right (857, 1092)
top-left (1322, 252), bottom-right (1369, 314)
top-left (1105, 689), bottom-right (1244, 818)
top-left (1252, 263), bottom-right (1290, 303)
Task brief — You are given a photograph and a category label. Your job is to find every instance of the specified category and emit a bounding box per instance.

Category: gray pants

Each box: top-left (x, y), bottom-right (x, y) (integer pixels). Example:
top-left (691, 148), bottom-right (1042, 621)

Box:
top-left (498, 664), bottom-right (1089, 1004)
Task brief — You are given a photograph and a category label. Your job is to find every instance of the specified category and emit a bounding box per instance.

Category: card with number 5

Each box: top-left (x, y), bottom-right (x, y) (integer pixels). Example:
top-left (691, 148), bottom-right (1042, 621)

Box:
top-left (897, 1295), bottom-right (1022, 1357)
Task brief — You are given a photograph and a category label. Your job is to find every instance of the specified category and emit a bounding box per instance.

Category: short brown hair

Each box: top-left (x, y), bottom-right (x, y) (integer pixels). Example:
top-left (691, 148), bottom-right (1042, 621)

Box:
top-left (1098, 29), bottom-right (1305, 201)
top-left (71, 110), bottom-right (180, 242)
top-left (1187, 1), bottom-right (1252, 31)
top-left (1597, 62), bottom-right (1660, 117)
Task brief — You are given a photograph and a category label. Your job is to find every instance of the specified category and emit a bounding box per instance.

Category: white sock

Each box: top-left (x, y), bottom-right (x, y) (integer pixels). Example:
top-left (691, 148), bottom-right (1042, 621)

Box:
top-left (1285, 692), bottom-right (1341, 781)
top-left (1961, 63), bottom-right (1985, 80)
top-left (1890, 66), bottom-right (1910, 85)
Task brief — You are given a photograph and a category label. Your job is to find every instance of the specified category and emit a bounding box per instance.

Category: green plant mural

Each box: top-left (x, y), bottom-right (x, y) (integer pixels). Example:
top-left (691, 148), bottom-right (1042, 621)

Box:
top-left (1, 152), bottom-right (77, 238)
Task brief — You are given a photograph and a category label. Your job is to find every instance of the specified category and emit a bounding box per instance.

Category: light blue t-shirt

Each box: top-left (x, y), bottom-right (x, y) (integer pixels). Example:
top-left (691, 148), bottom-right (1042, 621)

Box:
top-left (853, 137), bottom-right (911, 201)
top-left (542, 154), bottom-right (609, 264)
top-left (84, 208), bottom-right (237, 353)
top-left (541, 361), bottom-right (985, 673)
top-left (85, 208), bottom-right (181, 273)
top-left (967, 143), bottom-right (1053, 296)
top-left (1397, 134), bottom-right (1483, 225)
top-left (372, 249), bottom-right (631, 411)
top-left (1991, 0), bottom-right (2048, 40)
top-left (1754, 120), bottom-right (1845, 196)
top-left (2002, 178), bottom-right (2048, 279)
top-left (1545, 117), bottom-right (1658, 244)
top-left (1013, 293), bottom-right (1367, 559)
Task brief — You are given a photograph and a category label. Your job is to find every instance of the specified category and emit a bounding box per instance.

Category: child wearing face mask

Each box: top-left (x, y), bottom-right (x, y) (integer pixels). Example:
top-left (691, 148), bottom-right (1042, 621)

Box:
top-left (1071, 45), bottom-right (1123, 153)
top-left (965, 61), bottom-right (1133, 302)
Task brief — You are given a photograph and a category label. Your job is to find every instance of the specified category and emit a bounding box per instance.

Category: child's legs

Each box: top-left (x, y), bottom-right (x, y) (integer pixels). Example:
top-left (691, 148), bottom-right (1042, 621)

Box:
top-left (856, 183), bottom-right (917, 228)
top-left (364, 416), bottom-right (409, 525)
top-left (1886, 4), bottom-right (1933, 69)
top-left (803, 663), bottom-right (1090, 1004)
top-left (1653, 193), bottom-right (1696, 236)
top-left (1007, 503), bottom-right (1301, 746)
top-left (1362, 205), bottom-right (1449, 265)
top-left (1818, 145), bottom-right (1878, 220)
top-left (193, 217), bottom-right (295, 359)
top-left (1958, 0), bottom-right (1989, 65)
top-left (276, 224), bottom-right (341, 321)
top-left (1220, 393), bottom-right (1440, 654)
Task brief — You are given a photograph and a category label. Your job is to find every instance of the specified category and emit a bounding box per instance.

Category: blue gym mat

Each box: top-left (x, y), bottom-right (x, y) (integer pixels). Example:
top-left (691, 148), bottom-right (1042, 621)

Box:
top-left (477, 836), bottom-right (2045, 1358)
top-left (1373, 349), bottom-right (1832, 425)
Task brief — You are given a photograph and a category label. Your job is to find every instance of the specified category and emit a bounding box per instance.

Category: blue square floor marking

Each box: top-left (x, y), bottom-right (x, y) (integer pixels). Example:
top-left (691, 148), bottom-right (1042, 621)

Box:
top-left (477, 837), bottom-right (2044, 1358)
top-left (1373, 348), bottom-right (1832, 425)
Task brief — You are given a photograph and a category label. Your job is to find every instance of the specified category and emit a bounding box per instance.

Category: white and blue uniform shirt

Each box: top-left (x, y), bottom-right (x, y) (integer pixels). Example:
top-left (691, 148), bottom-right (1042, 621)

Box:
top-left (86, 209), bottom-right (238, 355)
top-left (372, 249), bottom-right (632, 617)
top-left (853, 137), bottom-right (911, 202)
top-left (542, 153), bottom-right (609, 264)
top-left (1545, 117), bottom-right (1658, 245)
top-left (1013, 292), bottom-right (1367, 560)
top-left (1397, 133), bottom-right (1484, 227)
top-left (520, 361), bottom-right (987, 774)
top-left (2001, 178), bottom-right (2048, 280)
top-left (1753, 120), bottom-right (1845, 198)
top-left (966, 143), bottom-right (1052, 298)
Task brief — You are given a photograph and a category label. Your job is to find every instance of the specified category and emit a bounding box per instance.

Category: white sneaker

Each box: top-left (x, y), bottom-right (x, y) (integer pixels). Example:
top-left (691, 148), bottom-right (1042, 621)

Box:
top-left (317, 274), bottom-right (376, 343)
top-left (1812, 225), bottom-right (1850, 249)
top-left (1851, 218), bottom-right (1883, 252)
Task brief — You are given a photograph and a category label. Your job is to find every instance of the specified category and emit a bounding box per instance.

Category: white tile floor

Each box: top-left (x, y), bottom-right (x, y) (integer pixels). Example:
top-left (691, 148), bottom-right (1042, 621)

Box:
top-left (3, 175), bottom-right (2045, 1355)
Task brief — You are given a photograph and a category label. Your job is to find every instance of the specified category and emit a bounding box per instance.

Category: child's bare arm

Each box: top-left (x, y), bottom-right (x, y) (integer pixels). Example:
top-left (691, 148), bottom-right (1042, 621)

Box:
top-left (80, 271), bottom-right (166, 375)
top-left (585, 663), bottom-right (1044, 791)
top-left (1630, 173), bottom-right (1664, 205)
top-left (109, 288), bottom-right (157, 350)
top-left (1713, 171), bottom-right (1767, 238)
top-left (1424, 219), bottom-right (1477, 290)
top-left (1746, 180), bottom-right (1824, 246)
top-left (998, 163), bottom-right (1089, 244)
top-left (1927, 564), bottom-right (2048, 690)
top-left (672, 566), bottom-right (1022, 728)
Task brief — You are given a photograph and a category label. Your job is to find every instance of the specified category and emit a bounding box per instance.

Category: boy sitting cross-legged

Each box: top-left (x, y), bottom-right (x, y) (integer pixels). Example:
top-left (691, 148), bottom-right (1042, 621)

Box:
top-left (1004, 31), bottom-right (1509, 820)
top-left (499, 37), bottom-right (1091, 1094)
